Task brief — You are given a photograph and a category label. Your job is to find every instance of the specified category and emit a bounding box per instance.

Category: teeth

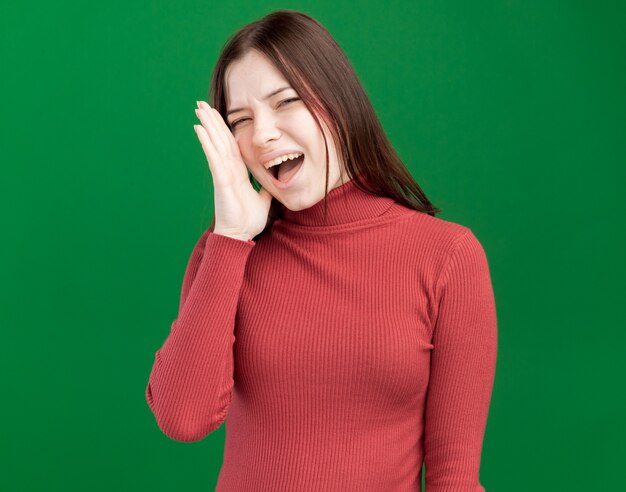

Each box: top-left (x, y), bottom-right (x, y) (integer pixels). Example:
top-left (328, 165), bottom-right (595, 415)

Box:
top-left (264, 152), bottom-right (303, 169)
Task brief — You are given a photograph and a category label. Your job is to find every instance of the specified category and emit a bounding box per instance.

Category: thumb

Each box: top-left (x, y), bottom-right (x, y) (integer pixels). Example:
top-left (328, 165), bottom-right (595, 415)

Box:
top-left (258, 186), bottom-right (274, 206)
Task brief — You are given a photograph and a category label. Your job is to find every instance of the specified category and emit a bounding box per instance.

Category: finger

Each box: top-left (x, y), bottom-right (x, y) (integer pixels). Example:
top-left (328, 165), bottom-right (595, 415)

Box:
top-left (193, 124), bottom-right (220, 174)
top-left (202, 103), bottom-right (241, 157)
top-left (196, 101), bottom-right (238, 157)
top-left (196, 105), bottom-right (230, 155)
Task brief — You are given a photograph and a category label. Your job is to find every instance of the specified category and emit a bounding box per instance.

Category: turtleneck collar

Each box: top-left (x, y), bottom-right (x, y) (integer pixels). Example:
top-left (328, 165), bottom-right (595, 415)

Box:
top-left (277, 177), bottom-right (396, 227)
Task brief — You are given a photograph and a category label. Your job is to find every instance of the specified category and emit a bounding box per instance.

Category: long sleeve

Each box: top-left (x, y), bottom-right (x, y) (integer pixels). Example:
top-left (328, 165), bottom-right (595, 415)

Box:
top-left (423, 230), bottom-right (498, 491)
top-left (145, 230), bottom-right (255, 442)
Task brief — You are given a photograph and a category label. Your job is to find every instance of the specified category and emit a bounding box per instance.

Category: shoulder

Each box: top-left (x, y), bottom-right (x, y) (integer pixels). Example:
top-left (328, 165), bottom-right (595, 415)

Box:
top-left (387, 203), bottom-right (490, 278)
top-left (388, 203), bottom-right (475, 250)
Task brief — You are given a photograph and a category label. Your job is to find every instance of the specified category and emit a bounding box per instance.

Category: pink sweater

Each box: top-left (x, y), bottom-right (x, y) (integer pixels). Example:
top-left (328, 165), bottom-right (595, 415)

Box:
top-left (145, 178), bottom-right (498, 491)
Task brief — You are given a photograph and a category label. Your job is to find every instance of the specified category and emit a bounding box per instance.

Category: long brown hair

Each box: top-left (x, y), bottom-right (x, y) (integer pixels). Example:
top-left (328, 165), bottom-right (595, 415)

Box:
top-left (206, 9), bottom-right (441, 240)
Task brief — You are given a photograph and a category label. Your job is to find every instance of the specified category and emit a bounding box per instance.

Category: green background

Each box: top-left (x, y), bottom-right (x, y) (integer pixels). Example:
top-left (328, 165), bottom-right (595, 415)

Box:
top-left (2, 1), bottom-right (624, 491)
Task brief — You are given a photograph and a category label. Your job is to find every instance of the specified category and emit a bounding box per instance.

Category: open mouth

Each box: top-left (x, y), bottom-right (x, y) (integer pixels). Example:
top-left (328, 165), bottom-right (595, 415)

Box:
top-left (267, 154), bottom-right (305, 182)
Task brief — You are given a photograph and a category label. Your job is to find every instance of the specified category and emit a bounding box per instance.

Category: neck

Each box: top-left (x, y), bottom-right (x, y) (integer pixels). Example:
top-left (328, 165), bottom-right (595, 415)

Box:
top-left (277, 176), bottom-right (396, 227)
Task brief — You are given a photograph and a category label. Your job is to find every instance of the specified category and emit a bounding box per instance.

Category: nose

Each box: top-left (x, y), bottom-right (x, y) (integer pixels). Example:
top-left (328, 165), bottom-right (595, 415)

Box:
top-left (251, 111), bottom-right (281, 149)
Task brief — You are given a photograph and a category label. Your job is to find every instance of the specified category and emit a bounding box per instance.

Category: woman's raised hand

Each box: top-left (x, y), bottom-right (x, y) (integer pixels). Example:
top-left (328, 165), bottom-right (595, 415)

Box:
top-left (194, 100), bottom-right (273, 242)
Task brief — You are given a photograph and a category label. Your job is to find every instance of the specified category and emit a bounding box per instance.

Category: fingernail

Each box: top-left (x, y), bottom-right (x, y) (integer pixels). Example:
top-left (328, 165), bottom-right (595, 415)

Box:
top-left (196, 100), bottom-right (201, 108)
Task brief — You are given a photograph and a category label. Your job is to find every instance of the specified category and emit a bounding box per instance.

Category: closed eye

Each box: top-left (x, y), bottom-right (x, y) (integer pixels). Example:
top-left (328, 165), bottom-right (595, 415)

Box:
top-left (230, 98), bottom-right (300, 128)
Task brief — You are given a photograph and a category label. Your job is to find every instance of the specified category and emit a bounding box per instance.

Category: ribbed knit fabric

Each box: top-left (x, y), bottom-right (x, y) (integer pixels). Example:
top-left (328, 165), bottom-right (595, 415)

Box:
top-left (145, 178), bottom-right (498, 492)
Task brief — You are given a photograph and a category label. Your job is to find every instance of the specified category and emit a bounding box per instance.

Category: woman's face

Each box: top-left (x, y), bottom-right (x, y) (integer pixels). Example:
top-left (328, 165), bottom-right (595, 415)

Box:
top-left (224, 50), bottom-right (350, 211)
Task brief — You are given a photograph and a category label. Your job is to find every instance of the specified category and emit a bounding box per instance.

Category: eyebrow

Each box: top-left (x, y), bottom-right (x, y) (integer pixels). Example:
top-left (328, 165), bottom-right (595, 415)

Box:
top-left (226, 86), bottom-right (293, 117)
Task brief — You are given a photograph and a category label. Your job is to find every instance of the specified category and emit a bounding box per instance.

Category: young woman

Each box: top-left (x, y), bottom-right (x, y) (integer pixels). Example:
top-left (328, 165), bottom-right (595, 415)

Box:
top-left (146, 9), bottom-right (498, 492)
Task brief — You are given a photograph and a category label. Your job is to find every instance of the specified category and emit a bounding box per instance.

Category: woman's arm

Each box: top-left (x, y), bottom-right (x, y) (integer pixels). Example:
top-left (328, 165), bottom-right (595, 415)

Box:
top-left (423, 230), bottom-right (498, 491)
top-left (145, 229), bottom-right (255, 442)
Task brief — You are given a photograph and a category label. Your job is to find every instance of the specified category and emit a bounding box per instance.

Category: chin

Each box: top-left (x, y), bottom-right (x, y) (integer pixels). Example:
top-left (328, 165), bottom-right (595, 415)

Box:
top-left (282, 201), bottom-right (308, 212)
top-left (291, 191), bottom-right (327, 211)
